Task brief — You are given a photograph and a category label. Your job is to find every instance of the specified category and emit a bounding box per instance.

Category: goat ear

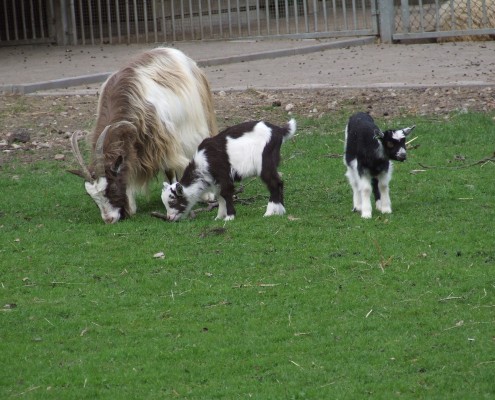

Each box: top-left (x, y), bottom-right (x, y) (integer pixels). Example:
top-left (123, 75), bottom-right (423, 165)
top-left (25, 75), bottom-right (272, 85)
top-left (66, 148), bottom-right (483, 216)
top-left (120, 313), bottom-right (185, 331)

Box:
top-left (114, 121), bottom-right (137, 144)
top-left (176, 183), bottom-right (184, 197)
top-left (111, 155), bottom-right (124, 175)
top-left (403, 125), bottom-right (416, 136)
top-left (373, 128), bottom-right (385, 139)
top-left (163, 182), bottom-right (170, 190)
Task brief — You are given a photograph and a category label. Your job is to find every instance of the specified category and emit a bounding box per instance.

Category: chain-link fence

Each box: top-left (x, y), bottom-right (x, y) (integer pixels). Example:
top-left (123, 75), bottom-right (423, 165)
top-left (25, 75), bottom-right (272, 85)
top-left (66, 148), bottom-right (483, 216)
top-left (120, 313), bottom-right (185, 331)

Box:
top-left (394, 0), bottom-right (495, 40)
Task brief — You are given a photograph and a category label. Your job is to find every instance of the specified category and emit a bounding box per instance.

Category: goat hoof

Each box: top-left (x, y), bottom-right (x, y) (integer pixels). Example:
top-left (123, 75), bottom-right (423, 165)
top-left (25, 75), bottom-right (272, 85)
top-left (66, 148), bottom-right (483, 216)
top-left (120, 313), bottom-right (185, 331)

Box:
top-left (264, 202), bottom-right (286, 216)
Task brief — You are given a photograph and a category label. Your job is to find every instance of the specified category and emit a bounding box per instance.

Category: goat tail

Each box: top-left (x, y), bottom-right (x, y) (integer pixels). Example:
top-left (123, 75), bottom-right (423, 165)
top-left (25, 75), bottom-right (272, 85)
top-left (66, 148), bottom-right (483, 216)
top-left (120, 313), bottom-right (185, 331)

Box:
top-left (283, 118), bottom-right (297, 142)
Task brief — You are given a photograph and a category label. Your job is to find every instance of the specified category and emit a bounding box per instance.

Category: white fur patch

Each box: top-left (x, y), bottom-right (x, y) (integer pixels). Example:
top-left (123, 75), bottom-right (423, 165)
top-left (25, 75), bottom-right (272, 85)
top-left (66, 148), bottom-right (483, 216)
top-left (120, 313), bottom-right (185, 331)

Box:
top-left (264, 202), bottom-right (286, 217)
top-left (358, 177), bottom-right (373, 219)
top-left (85, 178), bottom-right (121, 224)
top-left (392, 130), bottom-right (406, 140)
top-left (226, 122), bottom-right (272, 179)
top-left (343, 125), bottom-right (349, 162)
top-left (126, 187), bottom-right (137, 215)
top-left (215, 196), bottom-right (227, 220)
top-left (396, 147), bottom-right (407, 159)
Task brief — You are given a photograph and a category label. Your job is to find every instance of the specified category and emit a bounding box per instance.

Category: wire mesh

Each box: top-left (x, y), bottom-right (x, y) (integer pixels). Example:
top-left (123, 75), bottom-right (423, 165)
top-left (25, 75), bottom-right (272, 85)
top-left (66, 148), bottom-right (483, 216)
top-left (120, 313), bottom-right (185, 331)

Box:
top-left (395, 0), bottom-right (495, 35)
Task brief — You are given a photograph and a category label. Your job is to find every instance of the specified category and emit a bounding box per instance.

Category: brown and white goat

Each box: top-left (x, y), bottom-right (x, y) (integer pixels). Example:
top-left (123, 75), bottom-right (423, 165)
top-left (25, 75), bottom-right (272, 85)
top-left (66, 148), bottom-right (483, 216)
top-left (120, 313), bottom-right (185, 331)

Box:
top-left (70, 48), bottom-right (217, 224)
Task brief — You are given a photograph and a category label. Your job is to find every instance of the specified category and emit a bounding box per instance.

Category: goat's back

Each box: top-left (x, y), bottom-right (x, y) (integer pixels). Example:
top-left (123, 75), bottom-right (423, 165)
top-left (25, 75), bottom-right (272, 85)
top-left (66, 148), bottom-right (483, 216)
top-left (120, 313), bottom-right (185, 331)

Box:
top-left (345, 112), bottom-right (380, 164)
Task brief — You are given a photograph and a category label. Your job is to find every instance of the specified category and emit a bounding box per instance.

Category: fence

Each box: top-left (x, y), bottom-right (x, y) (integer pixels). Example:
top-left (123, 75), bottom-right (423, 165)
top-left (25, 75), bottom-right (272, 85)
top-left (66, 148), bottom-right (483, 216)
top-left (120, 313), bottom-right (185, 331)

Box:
top-left (393, 0), bottom-right (495, 41)
top-left (0, 0), bottom-right (53, 44)
top-left (0, 0), bottom-right (494, 46)
top-left (59, 0), bottom-right (378, 44)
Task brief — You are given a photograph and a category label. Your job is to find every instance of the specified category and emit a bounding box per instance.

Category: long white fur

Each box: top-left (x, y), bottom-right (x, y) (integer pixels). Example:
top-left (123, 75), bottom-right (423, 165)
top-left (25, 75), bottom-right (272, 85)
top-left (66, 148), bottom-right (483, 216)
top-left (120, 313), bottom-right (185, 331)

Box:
top-left (141, 84), bottom-right (210, 170)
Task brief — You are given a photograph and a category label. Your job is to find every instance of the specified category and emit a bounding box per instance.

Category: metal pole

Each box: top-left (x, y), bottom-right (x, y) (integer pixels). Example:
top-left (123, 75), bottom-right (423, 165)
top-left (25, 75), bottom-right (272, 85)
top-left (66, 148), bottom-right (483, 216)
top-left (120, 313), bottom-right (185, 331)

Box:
top-left (378, 0), bottom-right (393, 43)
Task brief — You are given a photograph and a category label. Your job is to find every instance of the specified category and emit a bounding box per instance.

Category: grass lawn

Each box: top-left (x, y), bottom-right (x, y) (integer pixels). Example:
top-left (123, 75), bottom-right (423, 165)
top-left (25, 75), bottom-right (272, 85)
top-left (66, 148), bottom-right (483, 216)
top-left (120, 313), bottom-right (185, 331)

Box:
top-left (1, 111), bottom-right (494, 399)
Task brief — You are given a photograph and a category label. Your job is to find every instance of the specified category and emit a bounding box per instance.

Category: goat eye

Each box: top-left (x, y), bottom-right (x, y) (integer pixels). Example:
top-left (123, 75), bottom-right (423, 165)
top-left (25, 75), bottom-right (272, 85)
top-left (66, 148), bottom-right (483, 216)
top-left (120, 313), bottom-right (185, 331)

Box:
top-left (386, 142), bottom-right (395, 148)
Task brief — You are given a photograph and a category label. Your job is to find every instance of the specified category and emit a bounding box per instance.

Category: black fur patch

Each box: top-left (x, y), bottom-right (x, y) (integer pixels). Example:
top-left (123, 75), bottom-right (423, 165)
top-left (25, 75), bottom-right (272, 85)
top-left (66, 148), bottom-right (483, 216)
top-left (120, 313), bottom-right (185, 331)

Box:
top-left (345, 112), bottom-right (406, 177)
top-left (168, 188), bottom-right (188, 213)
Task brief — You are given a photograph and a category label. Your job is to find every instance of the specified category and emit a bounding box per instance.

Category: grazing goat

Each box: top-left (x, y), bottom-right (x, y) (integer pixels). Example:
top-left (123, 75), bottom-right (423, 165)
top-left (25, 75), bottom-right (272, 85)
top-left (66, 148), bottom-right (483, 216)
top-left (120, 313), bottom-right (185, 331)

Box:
top-left (344, 112), bottom-right (415, 219)
top-left (70, 48), bottom-right (217, 224)
top-left (161, 119), bottom-right (296, 221)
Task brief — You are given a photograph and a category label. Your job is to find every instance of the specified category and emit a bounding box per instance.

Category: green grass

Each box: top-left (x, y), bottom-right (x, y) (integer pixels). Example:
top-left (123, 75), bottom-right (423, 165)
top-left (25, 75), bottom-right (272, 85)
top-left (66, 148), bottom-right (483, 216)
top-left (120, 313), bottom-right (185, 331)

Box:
top-left (1, 112), bottom-right (494, 399)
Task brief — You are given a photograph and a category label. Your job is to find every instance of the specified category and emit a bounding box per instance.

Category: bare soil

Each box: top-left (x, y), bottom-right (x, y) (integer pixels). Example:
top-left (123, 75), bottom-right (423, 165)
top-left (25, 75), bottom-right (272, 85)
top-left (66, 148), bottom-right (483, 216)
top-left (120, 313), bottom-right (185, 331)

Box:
top-left (0, 86), bottom-right (493, 167)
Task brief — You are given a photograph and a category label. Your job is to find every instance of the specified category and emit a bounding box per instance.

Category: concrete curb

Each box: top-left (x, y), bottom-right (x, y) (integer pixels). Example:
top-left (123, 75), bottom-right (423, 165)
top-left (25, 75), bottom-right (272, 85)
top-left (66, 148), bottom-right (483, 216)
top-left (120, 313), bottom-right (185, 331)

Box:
top-left (0, 37), bottom-right (375, 95)
top-left (197, 36), bottom-right (375, 67)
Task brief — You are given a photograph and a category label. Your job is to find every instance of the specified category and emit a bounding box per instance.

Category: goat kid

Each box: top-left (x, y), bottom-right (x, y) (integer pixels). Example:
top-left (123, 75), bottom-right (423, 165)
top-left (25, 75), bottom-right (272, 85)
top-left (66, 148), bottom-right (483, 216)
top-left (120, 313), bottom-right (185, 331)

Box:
top-left (162, 119), bottom-right (296, 221)
top-left (70, 48), bottom-right (217, 224)
top-left (344, 112), bottom-right (415, 219)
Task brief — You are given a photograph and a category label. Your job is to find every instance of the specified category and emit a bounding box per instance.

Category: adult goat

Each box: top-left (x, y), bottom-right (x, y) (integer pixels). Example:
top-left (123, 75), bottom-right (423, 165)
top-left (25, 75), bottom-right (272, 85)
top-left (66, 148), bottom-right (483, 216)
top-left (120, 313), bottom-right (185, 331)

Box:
top-left (70, 48), bottom-right (217, 223)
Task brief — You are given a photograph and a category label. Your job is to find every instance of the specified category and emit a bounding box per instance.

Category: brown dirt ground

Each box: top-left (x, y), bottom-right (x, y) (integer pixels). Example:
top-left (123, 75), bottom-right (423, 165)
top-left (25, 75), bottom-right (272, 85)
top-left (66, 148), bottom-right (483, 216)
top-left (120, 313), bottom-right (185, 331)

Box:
top-left (0, 86), bottom-right (494, 168)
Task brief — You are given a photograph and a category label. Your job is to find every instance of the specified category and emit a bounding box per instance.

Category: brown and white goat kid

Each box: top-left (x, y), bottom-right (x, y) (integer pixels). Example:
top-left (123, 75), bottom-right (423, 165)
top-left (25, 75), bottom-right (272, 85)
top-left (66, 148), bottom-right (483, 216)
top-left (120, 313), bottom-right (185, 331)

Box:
top-left (344, 112), bottom-right (415, 219)
top-left (70, 48), bottom-right (217, 224)
top-left (161, 119), bottom-right (296, 221)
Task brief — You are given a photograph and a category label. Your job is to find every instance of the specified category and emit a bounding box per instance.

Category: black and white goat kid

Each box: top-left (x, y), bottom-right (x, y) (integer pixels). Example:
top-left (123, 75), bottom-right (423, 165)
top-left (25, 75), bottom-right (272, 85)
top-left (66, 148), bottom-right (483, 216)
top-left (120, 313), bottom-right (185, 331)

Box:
top-left (344, 112), bottom-right (415, 219)
top-left (162, 119), bottom-right (296, 221)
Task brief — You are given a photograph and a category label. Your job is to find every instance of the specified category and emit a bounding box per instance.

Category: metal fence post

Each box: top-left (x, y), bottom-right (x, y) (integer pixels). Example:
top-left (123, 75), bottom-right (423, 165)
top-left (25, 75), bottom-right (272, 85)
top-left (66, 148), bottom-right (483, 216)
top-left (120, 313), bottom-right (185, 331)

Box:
top-left (53, 0), bottom-right (71, 45)
top-left (377, 0), bottom-right (394, 43)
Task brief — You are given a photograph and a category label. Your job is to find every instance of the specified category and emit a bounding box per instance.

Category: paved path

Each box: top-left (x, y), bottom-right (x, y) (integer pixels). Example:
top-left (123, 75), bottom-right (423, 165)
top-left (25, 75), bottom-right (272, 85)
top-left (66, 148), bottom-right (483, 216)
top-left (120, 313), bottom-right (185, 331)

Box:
top-left (0, 38), bottom-right (493, 94)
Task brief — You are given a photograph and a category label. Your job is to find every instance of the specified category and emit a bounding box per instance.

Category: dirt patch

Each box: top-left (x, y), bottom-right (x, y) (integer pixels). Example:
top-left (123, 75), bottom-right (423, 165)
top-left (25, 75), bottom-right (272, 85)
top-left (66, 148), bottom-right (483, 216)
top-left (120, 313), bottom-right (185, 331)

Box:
top-left (0, 86), bottom-right (493, 167)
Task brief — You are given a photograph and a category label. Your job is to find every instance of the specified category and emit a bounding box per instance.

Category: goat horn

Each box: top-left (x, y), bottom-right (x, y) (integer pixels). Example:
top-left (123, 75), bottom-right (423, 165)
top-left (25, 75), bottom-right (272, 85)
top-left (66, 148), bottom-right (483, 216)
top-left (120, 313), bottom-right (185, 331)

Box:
top-left (70, 131), bottom-right (93, 182)
top-left (404, 125), bottom-right (416, 136)
top-left (94, 125), bottom-right (111, 177)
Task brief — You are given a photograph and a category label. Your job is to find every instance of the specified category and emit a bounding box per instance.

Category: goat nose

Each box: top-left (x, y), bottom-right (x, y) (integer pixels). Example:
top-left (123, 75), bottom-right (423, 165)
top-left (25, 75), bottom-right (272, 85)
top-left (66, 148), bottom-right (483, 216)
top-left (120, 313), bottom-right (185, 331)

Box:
top-left (104, 216), bottom-right (117, 224)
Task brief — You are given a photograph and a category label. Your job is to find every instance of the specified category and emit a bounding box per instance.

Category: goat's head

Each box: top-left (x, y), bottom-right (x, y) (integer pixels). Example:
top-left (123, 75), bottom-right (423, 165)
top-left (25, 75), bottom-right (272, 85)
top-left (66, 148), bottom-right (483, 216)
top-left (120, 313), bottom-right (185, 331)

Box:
top-left (161, 182), bottom-right (191, 221)
top-left (375, 125), bottom-right (416, 162)
top-left (70, 122), bottom-right (136, 224)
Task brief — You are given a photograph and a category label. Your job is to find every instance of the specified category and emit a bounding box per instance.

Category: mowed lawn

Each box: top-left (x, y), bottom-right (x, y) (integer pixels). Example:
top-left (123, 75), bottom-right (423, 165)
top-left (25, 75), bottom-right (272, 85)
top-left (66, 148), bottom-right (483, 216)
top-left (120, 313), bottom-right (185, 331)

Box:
top-left (1, 111), bottom-right (494, 399)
